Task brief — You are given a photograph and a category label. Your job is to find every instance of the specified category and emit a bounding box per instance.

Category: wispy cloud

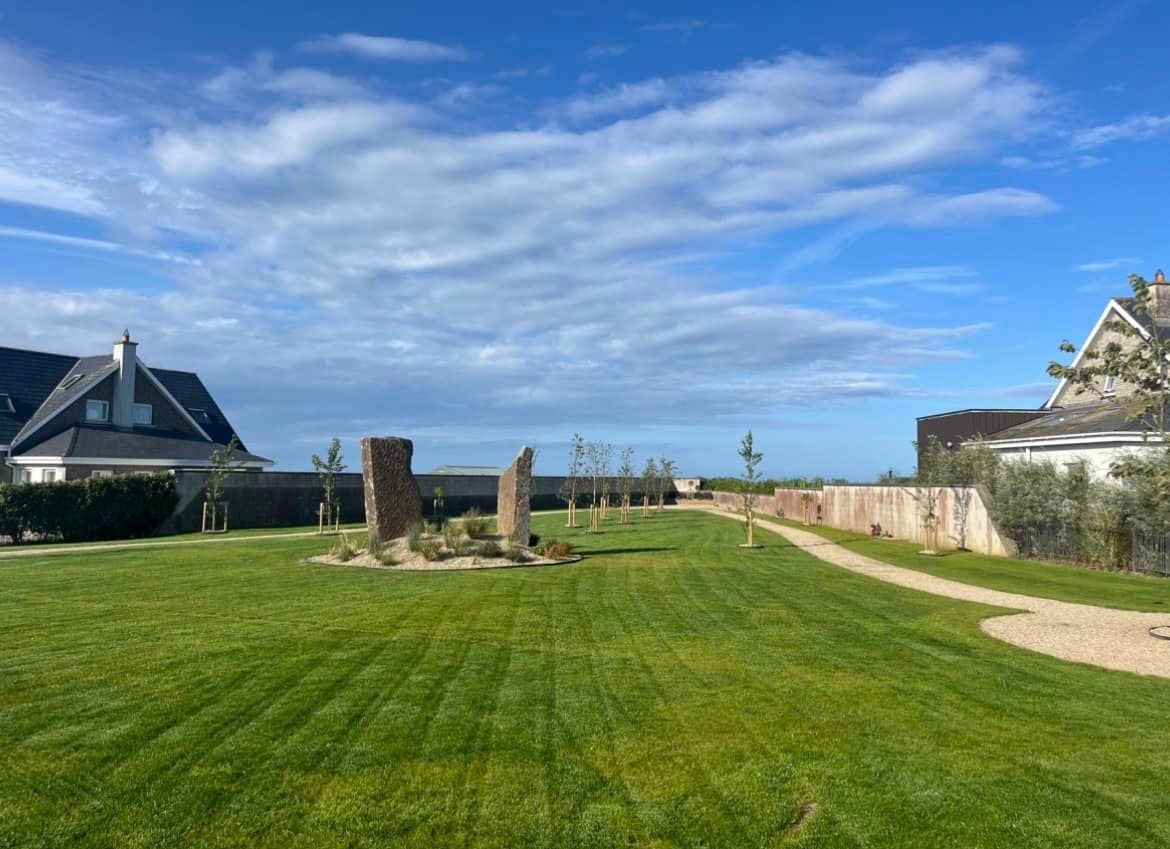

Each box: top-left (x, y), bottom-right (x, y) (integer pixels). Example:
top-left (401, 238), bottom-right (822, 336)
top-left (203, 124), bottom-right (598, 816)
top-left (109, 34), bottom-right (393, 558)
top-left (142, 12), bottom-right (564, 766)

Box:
top-left (828, 266), bottom-right (979, 292)
top-left (1074, 257), bottom-right (1142, 272)
top-left (0, 41), bottom-right (1059, 458)
top-left (0, 225), bottom-right (199, 265)
top-left (1072, 113), bottom-right (1170, 149)
top-left (637, 18), bottom-right (707, 33)
top-left (301, 33), bottom-right (469, 62)
top-left (585, 44), bottom-right (629, 59)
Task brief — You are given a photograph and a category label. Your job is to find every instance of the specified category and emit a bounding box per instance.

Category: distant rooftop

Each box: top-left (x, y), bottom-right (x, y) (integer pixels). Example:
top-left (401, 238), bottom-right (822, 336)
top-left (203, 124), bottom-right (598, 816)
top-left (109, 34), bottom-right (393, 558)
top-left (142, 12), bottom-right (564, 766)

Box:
top-left (427, 464), bottom-right (505, 476)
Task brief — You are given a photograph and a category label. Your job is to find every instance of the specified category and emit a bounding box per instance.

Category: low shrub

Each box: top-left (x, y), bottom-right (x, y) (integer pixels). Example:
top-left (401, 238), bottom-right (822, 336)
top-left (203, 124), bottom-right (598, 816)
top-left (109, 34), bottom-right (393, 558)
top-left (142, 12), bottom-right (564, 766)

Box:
top-left (541, 540), bottom-right (574, 559)
top-left (0, 473), bottom-right (177, 544)
top-left (504, 546), bottom-right (530, 564)
top-left (442, 523), bottom-right (465, 551)
top-left (374, 548), bottom-right (397, 566)
top-left (461, 507), bottom-right (490, 539)
top-left (419, 540), bottom-right (443, 562)
top-left (331, 533), bottom-right (355, 562)
top-left (406, 522), bottom-right (425, 553)
top-left (476, 540), bottom-right (503, 558)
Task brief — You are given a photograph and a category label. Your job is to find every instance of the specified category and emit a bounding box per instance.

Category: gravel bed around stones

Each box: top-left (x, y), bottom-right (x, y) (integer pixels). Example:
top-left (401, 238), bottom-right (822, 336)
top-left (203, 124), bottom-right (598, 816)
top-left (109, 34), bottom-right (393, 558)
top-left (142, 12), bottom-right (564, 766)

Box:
top-left (307, 533), bottom-right (580, 572)
top-left (688, 504), bottom-right (1170, 679)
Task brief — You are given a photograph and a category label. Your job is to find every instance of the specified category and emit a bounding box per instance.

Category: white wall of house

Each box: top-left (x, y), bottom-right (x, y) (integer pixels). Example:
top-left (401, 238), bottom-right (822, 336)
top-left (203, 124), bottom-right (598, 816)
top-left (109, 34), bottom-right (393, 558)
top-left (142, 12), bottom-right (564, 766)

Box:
top-left (993, 443), bottom-right (1158, 480)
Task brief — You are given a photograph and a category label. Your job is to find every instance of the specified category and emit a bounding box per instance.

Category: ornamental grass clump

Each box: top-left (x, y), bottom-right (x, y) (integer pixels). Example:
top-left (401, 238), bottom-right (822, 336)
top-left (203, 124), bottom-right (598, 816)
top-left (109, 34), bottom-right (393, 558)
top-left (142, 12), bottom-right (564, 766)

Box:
top-left (419, 540), bottom-right (443, 562)
top-left (461, 507), bottom-right (490, 539)
top-left (476, 540), bottom-right (503, 558)
top-left (541, 540), bottom-right (574, 559)
top-left (504, 546), bottom-right (530, 564)
top-left (331, 533), bottom-right (356, 563)
top-left (406, 522), bottom-right (425, 553)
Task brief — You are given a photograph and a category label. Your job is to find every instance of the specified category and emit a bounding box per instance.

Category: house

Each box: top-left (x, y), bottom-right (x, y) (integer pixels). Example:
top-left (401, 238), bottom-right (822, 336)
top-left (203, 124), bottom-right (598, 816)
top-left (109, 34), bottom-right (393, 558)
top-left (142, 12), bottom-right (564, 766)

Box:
top-left (918, 270), bottom-right (1170, 479)
top-left (1, 332), bottom-right (272, 483)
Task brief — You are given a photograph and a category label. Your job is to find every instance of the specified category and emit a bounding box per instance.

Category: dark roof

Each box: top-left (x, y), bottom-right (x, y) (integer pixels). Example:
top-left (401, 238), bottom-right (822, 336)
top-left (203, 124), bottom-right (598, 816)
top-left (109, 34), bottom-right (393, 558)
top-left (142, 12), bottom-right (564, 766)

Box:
top-left (1116, 298), bottom-right (1170, 341)
top-left (987, 400), bottom-right (1156, 440)
top-left (428, 464), bottom-right (506, 475)
top-left (0, 344), bottom-right (250, 454)
top-left (13, 424), bottom-right (271, 464)
top-left (0, 346), bottom-right (78, 445)
top-left (10, 357), bottom-right (118, 447)
top-left (149, 367), bottom-right (246, 449)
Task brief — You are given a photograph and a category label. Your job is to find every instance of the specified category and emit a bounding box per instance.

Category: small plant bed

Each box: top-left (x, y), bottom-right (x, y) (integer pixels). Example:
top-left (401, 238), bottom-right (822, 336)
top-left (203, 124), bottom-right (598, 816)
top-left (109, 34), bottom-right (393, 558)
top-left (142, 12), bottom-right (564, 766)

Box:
top-left (307, 529), bottom-right (581, 572)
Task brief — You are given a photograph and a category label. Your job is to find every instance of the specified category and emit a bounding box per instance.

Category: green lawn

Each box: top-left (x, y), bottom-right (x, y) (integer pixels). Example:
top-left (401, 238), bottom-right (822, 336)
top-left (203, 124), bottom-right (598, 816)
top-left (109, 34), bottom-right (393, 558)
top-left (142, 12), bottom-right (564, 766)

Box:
top-left (2, 510), bottom-right (1169, 848)
top-left (771, 517), bottom-right (1170, 612)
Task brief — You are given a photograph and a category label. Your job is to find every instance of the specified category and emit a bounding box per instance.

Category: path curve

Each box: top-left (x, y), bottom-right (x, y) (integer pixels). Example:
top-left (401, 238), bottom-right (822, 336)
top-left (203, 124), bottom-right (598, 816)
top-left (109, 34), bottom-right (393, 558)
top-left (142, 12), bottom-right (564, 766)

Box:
top-left (688, 505), bottom-right (1170, 679)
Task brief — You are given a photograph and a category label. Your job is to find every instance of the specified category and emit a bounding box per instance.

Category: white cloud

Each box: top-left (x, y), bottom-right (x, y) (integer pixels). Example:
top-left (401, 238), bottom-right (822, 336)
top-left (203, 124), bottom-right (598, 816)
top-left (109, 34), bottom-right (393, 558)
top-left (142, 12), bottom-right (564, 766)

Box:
top-left (302, 33), bottom-right (469, 63)
top-left (1072, 113), bottom-right (1170, 149)
top-left (1074, 257), bottom-right (1142, 272)
top-left (585, 44), bottom-right (629, 59)
top-left (0, 41), bottom-right (1067, 459)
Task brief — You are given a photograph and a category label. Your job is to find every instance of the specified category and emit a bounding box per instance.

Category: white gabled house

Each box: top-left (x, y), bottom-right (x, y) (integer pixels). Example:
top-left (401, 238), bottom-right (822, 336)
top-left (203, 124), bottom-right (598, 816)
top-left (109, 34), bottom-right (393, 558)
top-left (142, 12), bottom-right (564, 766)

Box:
top-left (1, 332), bottom-right (272, 484)
top-left (919, 270), bottom-right (1170, 480)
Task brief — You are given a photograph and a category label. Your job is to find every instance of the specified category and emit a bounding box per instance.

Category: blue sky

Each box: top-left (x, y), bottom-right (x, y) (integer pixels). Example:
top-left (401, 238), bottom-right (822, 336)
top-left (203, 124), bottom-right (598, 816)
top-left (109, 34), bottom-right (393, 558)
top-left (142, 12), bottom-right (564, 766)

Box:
top-left (0, 0), bottom-right (1167, 478)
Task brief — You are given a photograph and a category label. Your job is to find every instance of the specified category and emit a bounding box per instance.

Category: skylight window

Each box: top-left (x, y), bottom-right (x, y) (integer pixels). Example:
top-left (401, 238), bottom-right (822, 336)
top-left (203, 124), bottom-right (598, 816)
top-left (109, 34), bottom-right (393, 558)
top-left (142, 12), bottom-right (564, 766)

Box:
top-left (1104, 375), bottom-right (1118, 395)
top-left (187, 408), bottom-right (212, 424)
top-left (0, 393), bottom-right (13, 414)
top-left (61, 374), bottom-right (84, 390)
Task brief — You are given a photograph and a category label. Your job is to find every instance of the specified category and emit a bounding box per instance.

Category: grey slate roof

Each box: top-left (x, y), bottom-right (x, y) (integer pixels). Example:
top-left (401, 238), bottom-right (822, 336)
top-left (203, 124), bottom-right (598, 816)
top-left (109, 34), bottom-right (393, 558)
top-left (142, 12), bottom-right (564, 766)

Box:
top-left (0, 344), bottom-right (251, 454)
top-left (987, 400), bottom-right (1156, 441)
top-left (14, 424), bottom-right (271, 464)
top-left (0, 346), bottom-right (77, 445)
top-left (428, 465), bottom-right (506, 475)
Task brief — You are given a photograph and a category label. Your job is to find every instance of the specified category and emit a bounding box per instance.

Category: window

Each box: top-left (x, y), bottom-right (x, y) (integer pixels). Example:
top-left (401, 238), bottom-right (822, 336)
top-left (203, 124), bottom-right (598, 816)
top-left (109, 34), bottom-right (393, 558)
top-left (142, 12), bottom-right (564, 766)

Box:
top-left (0, 393), bottom-right (13, 413)
top-left (1104, 375), bottom-right (1118, 395)
top-left (61, 374), bottom-right (84, 390)
top-left (42, 469), bottom-right (57, 483)
top-left (85, 399), bottom-right (109, 421)
top-left (133, 403), bottom-right (153, 425)
top-left (91, 470), bottom-right (114, 478)
top-left (187, 408), bottom-right (211, 424)
top-left (20, 469), bottom-right (32, 484)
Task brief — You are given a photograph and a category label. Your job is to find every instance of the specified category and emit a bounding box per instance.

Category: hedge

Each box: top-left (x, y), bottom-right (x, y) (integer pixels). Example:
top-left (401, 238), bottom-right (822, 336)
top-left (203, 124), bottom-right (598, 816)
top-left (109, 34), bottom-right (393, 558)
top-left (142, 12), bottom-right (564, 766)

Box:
top-left (0, 473), bottom-right (177, 545)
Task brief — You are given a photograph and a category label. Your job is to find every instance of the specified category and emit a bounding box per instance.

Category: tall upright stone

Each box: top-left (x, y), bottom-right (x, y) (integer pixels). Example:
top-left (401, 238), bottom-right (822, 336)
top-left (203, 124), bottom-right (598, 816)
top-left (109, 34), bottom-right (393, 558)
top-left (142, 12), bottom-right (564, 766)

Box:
top-left (497, 445), bottom-right (534, 544)
top-left (361, 436), bottom-right (423, 549)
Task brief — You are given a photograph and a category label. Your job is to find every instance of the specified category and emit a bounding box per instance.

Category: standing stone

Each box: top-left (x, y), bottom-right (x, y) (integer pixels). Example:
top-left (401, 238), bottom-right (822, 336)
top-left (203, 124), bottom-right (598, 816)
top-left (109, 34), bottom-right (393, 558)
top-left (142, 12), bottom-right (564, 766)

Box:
top-left (361, 436), bottom-right (423, 549)
top-left (497, 445), bottom-right (534, 544)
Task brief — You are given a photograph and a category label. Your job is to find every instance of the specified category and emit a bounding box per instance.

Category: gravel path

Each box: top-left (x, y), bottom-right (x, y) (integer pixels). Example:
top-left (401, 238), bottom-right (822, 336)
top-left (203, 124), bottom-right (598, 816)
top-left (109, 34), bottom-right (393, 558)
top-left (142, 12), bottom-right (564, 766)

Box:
top-left (0, 528), bottom-right (339, 560)
top-left (691, 505), bottom-right (1170, 679)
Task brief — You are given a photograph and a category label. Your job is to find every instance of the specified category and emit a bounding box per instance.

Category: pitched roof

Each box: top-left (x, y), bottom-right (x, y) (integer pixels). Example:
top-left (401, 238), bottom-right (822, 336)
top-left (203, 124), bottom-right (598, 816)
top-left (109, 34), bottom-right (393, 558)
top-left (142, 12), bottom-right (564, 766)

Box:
top-left (10, 356), bottom-right (118, 447)
top-left (0, 345), bottom-right (250, 454)
top-left (12, 424), bottom-right (271, 465)
top-left (0, 346), bottom-right (78, 446)
top-left (986, 400), bottom-right (1157, 441)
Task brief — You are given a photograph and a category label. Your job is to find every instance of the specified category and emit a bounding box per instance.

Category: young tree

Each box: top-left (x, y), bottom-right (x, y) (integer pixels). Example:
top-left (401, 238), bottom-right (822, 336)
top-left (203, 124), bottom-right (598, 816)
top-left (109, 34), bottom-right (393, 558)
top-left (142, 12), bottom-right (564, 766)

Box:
top-left (311, 437), bottom-right (347, 534)
top-left (204, 435), bottom-right (241, 533)
top-left (559, 433), bottom-right (585, 527)
top-left (599, 443), bottom-right (614, 520)
top-left (641, 457), bottom-right (658, 518)
top-left (617, 447), bottom-right (635, 524)
top-left (738, 432), bottom-right (763, 546)
top-left (585, 441), bottom-right (603, 532)
top-left (657, 456), bottom-right (676, 512)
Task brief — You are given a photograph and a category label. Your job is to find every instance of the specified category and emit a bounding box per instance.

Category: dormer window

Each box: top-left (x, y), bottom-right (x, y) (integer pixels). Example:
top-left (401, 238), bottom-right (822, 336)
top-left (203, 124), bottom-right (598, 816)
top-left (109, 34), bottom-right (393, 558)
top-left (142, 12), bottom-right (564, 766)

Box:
top-left (0, 393), bottom-right (13, 413)
top-left (133, 403), bottom-right (153, 425)
top-left (1104, 375), bottom-right (1118, 396)
top-left (85, 399), bottom-right (109, 422)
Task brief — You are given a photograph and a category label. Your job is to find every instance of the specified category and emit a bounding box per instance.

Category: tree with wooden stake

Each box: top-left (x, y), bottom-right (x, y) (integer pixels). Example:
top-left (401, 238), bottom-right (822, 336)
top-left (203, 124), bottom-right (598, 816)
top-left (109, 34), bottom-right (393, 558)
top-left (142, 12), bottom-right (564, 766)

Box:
top-left (433, 486), bottom-right (445, 523)
top-left (585, 441), bottom-right (603, 533)
top-left (657, 456), bottom-right (676, 513)
top-left (800, 491), bottom-right (814, 526)
top-left (559, 433), bottom-right (585, 528)
top-left (203, 435), bottom-right (240, 534)
top-left (599, 443), bottom-right (613, 520)
top-left (311, 437), bottom-right (347, 535)
top-left (738, 431), bottom-right (763, 548)
top-left (641, 457), bottom-right (658, 518)
top-left (618, 447), bottom-right (635, 524)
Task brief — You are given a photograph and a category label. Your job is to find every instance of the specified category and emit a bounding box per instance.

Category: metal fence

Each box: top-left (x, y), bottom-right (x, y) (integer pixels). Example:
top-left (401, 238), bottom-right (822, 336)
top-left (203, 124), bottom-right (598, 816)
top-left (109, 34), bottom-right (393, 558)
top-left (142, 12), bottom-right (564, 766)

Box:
top-left (1131, 530), bottom-right (1170, 577)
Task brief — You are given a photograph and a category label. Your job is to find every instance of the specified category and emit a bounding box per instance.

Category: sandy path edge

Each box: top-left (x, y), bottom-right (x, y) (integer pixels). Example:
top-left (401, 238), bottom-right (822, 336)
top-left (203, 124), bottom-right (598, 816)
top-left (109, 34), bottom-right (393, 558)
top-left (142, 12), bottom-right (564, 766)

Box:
top-left (684, 504), bottom-right (1170, 679)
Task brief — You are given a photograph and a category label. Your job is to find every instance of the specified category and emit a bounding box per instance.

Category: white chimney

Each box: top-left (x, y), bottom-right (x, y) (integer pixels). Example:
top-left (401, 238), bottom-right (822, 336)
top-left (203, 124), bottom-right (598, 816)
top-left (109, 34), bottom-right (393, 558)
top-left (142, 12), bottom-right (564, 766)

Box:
top-left (112, 329), bottom-right (138, 427)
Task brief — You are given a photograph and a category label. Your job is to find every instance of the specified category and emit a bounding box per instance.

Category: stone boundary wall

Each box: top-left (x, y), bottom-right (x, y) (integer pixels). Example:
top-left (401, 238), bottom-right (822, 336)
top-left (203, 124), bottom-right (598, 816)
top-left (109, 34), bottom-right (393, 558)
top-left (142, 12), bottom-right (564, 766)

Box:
top-left (709, 490), bottom-right (778, 516)
top-left (161, 472), bottom-right (657, 534)
top-left (711, 485), bottom-right (1009, 555)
